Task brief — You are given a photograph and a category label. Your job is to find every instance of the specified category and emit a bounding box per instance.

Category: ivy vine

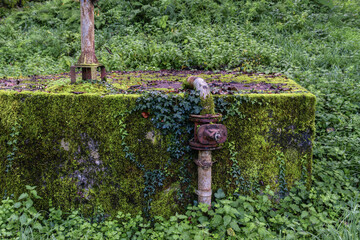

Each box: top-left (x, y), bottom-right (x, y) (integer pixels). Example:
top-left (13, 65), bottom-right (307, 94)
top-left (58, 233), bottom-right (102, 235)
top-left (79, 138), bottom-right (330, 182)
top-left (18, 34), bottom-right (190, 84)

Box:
top-left (117, 91), bottom-right (273, 217)
top-left (214, 95), bottom-right (260, 120)
top-left (135, 90), bottom-right (203, 215)
top-left (276, 150), bottom-right (289, 198)
top-left (300, 154), bottom-right (309, 184)
top-left (217, 95), bottom-right (264, 196)
top-left (116, 90), bottom-right (204, 219)
top-left (3, 121), bottom-right (21, 200)
top-left (6, 121), bottom-right (21, 173)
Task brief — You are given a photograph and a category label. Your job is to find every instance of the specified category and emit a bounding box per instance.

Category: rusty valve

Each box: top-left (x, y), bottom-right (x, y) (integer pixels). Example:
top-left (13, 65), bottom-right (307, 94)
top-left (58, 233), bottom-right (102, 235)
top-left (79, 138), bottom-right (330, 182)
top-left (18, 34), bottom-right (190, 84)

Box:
top-left (189, 114), bottom-right (227, 150)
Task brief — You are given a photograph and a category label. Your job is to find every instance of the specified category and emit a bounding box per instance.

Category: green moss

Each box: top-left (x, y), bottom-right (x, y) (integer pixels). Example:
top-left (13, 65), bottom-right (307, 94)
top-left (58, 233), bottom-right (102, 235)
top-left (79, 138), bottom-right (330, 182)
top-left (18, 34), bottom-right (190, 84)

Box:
top-left (150, 183), bottom-right (181, 218)
top-left (0, 92), bottom-right (20, 128)
top-left (46, 81), bottom-right (108, 94)
top-left (212, 93), bottom-right (315, 195)
top-left (200, 95), bottom-right (215, 115)
top-left (181, 78), bottom-right (192, 89)
top-left (6, 71), bottom-right (310, 94)
top-left (0, 75), bottom-right (316, 217)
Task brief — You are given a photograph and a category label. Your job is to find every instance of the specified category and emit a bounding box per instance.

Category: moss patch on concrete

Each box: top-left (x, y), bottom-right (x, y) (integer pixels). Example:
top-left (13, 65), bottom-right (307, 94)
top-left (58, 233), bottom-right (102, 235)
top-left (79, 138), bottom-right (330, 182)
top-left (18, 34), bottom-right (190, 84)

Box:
top-left (0, 71), bottom-right (315, 218)
top-left (1, 70), bottom-right (308, 94)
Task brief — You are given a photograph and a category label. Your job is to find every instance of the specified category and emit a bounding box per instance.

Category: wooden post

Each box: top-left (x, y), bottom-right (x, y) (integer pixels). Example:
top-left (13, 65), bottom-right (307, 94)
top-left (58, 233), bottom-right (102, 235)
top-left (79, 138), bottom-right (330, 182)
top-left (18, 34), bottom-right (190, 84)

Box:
top-left (78, 0), bottom-right (98, 65)
top-left (70, 0), bottom-right (105, 82)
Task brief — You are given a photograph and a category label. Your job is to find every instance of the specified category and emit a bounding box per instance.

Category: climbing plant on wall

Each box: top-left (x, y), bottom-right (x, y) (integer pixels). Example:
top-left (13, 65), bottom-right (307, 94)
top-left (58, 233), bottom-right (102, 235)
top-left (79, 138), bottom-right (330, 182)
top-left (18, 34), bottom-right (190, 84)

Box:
top-left (117, 90), bottom-right (204, 218)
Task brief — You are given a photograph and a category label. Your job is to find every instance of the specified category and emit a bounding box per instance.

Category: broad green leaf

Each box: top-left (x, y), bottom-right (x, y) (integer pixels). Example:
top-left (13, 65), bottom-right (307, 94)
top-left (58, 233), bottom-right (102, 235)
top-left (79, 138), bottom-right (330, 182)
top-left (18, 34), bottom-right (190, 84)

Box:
top-left (14, 202), bottom-right (21, 208)
top-left (19, 213), bottom-right (28, 225)
top-left (258, 227), bottom-right (268, 236)
top-left (223, 215), bottom-right (231, 227)
top-left (290, 204), bottom-right (301, 212)
top-left (317, 0), bottom-right (334, 8)
top-left (224, 205), bottom-right (231, 214)
top-left (244, 202), bottom-right (254, 212)
top-left (25, 186), bottom-right (36, 190)
top-left (211, 215), bottom-right (222, 227)
top-left (301, 211), bottom-right (309, 219)
top-left (33, 222), bottom-right (43, 231)
top-left (230, 220), bottom-right (240, 232)
top-left (194, 235), bottom-right (203, 240)
top-left (198, 216), bottom-right (208, 224)
top-left (25, 199), bottom-right (33, 209)
top-left (310, 216), bottom-right (320, 224)
top-left (9, 214), bottom-right (19, 221)
top-left (18, 193), bottom-right (28, 201)
top-left (176, 214), bottom-right (187, 220)
top-left (231, 207), bottom-right (240, 216)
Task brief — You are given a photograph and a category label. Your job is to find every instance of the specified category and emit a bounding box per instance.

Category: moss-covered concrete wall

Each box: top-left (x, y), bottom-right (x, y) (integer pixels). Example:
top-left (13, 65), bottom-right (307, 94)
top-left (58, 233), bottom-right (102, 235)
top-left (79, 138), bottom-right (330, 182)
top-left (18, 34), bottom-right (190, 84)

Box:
top-left (0, 88), bottom-right (315, 218)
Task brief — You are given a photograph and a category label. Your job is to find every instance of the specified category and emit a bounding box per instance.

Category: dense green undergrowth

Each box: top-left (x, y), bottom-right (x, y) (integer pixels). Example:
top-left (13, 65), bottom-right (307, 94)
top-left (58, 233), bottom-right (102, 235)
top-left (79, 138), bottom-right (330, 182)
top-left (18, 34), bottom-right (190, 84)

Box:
top-left (0, 173), bottom-right (359, 239)
top-left (1, 0), bottom-right (360, 239)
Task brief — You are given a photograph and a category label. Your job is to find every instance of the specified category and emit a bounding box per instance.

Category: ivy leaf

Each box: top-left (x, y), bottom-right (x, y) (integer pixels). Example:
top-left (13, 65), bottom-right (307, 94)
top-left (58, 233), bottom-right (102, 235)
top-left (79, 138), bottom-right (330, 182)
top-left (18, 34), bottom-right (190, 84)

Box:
top-left (214, 189), bottom-right (225, 199)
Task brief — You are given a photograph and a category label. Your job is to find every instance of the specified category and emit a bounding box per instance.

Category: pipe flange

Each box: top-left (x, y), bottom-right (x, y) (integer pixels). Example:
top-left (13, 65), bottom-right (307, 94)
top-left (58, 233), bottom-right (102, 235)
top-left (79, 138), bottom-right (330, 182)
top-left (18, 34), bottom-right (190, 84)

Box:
top-left (195, 189), bottom-right (212, 197)
top-left (189, 138), bottom-right (223, 150)
top-left (189, 114), bottom-right (222, 124)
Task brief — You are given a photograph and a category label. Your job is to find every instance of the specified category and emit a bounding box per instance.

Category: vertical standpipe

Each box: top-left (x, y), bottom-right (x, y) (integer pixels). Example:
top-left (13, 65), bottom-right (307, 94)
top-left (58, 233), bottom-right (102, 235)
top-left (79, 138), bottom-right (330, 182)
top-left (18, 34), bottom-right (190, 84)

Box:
top-left (186, 77), bottom-right (227, 206)
top-left (196, 150), bottom-right (213, 205)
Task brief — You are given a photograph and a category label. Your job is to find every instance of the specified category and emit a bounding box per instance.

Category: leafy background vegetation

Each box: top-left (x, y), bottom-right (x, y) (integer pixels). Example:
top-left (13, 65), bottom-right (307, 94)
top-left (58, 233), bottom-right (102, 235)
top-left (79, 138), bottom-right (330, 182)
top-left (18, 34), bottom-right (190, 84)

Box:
top-left (0, 0), bottom-right (360, 238)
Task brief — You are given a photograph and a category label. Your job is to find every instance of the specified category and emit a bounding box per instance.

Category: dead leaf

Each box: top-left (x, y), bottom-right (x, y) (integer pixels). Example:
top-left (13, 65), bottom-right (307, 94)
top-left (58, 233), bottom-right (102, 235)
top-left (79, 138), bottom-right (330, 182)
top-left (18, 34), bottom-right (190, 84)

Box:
top-left (141, 112), bottom-right (149, 118)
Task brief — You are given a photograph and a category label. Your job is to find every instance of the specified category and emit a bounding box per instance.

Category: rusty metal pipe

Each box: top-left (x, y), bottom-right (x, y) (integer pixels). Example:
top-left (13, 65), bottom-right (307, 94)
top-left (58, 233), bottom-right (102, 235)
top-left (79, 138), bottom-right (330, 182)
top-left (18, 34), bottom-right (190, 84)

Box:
top-left (196, 151), bottom-right (212, 205)
top-left (186, 76), bottom-right (214, 206)
top-left (186, 76), bottom-right (210, 99)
